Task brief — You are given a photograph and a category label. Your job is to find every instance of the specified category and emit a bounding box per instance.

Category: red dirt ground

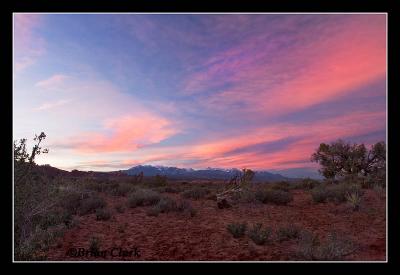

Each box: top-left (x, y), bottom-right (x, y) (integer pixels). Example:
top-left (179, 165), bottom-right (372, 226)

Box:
top-left (45, 186), bottom-right (386, 261)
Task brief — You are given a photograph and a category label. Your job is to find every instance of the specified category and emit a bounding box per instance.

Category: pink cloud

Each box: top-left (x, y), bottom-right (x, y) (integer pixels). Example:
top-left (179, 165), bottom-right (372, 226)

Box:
top-left (184, 15), bottom-right (386, 118)
top-left (130, 110), bottom-right (385, 170)
top-left (14, 14), bottom-right (46, 72)
top-left (34, 99), bottom-right (72, 111)
top-left (63, 113), bottom-right (179, 153)
top-left (35, 74), bottom-right (69, 89)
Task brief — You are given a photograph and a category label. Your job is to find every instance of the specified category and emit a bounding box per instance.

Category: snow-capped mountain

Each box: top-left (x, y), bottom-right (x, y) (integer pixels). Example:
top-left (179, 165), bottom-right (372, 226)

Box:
top-left (125, 165), bottom-right (289, 181)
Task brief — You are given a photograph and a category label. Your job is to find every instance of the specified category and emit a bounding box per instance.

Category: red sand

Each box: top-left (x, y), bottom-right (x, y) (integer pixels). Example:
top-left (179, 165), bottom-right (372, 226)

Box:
top-left (45, 189), bottom-right (386, 261)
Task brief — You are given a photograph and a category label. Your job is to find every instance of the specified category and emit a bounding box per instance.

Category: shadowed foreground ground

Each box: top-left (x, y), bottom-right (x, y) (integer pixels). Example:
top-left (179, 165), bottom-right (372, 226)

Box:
top-left (44, 183), bottom-right (386, 261)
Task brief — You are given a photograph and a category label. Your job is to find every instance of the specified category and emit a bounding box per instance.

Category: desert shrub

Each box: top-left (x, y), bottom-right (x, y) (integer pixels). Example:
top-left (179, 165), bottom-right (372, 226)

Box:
top-left (181, 187), bottom-right (210, 200)
top-left (296, 230), bottom-right (321, 260)
top-left (316, 233), bottom-right (355, 260)
top-left (176, 200), bottom-right (197, 217)
top-left (276, 225), bottom-right (301, 242)
top-left (16, 223), bottom-right (66, 261)
top-left (311, 183), bottom-right (363, 204)
top-left (151, 197), bottom-right (177, 215)
top-left (269, 181), bottom-right (290, 192)
top-left (255, 189), bottom-right (293, 205)
top-left (299, 178), bottom-right (321, 190)
top-left (310, 184), bottom-right (331, 203)
top-left (115, 204), bottom-right (125, 213)
top-left (79, 195), bottom-right (106, 215)
top-left (373, 185), bottom-right (386, 200)
top-left (95, 208), bottom-right (112, 221)
top-left (247, 223), bottom-right (272, 245)
top-left (151, 174), bottom-right (167, 186)
top-left (84, 181), bottom-right (108, 193)
top-left (354, 174), bottom-right (385, 189)
top-left (127, 189), bottom-right (161, 208)
top-left (147, 197), bottom-right (197, 217)
top-left (227, 222), bottom-right (247, 238)
top-left (110, 183), bottom-right (134, 197)
top-left (296, 231), bottom-right (355, 260)
top-left (237, 189), bottom-right (258, 203)
top-left (164, 186), bottom-right (180, 193)
top-left (152, 186), bottom-right (180, 194)
top-left (345, 192), bottom-right (362, 211)
top-left (146, 207), bottom-right (161, 217)
top-left (89, 236), bottom-right (100, 252)
top-left (59, 190), bottom-right (83, 215)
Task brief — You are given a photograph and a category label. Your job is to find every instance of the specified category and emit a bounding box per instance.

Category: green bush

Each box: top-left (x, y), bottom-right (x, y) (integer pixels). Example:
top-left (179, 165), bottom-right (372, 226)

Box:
top-left (310, 185), bottom-right (331, 203)
top-left (176, 200), bottom-right (197, 217)
top-left (227, 222), bottom-right (247, 238)
top-left (150, 197), bottom-right (177, 215)
top-left (300, 178), bottom-right (321, 190)
top-left (95, 208), bottom-right (112, 221)
top-left (84, 181), bottom-right (108, 193)
top-left (269, 181), bottom-right (290, 192)
top-left (79, 195), bottom-right (106, 215)
top-left (110, 183), bottom-right (134, 197)
top-left (127, 189), bottom-right (161, 208)
top-left (247, 223), bottom-right (272, 245)
top-left (156, 175), bottom-right (168, 186)
top-left (276, 225), bottom-right (301, 242)
top-left (237, 189), bottom-right (258, 203)
top-left (255, 189), bottom-right (293, 205)
top-left (181, 187), bottom-right (210, 200)
top-left (146, 197), bottom-right (197, 217)
top-left (373, 185), bottom-right (386, 200)
top-left (164, 186), bottom-right (181, 193)
top-left (115, 204), bottom-right (125, 213)
top-left (311, 183), bottom-right (363, 204)
top-left (296, 231), bottom-right (355, 260)
top-left (345, 192), bottom-right (362, 211)
top-left (60, 190), bottom-right (83, 215)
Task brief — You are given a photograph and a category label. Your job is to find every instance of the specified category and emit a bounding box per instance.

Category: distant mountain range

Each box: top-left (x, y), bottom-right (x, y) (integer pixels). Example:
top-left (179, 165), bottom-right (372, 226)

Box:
top-left (125, 165), bottom-right (291, 182)
top-left (35, 164), bottom-right (320, 181)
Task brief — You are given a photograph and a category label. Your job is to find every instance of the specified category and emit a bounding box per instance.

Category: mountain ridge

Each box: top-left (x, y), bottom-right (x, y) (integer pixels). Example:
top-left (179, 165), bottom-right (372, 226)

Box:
top-left (125, 165), bottom-right (291, 181)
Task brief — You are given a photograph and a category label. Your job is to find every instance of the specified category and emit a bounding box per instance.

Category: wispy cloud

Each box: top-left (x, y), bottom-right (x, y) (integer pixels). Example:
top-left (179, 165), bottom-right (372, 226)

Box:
top-left (182, 15), bottom-right (386, 119)
top-left (55, 113), bottom-right (179, 153)
top-left (35, 74), bottom-right (69, 89)
top-left (14, 14), bottom-right (46, 72)
top-left (34, 99), bottom-right (72, 111)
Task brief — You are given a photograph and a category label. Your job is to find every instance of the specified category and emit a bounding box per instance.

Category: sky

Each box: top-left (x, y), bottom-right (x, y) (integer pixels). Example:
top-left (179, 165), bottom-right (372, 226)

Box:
top-left (13, 13), bottom-right (386, 176)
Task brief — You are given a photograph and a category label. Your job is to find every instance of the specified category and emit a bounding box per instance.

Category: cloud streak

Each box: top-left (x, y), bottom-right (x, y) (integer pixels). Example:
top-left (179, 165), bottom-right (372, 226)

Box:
top-left (55, 113), bottom-right (179, 153)
top-left (14, 14), bottom-right (46, 72)
top-left (35, 74), bottom-right (69, 89)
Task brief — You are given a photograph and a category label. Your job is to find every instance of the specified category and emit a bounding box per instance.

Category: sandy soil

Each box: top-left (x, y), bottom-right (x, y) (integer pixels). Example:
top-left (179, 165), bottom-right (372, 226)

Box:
top-left (45, 187), bottom-right (386, 261)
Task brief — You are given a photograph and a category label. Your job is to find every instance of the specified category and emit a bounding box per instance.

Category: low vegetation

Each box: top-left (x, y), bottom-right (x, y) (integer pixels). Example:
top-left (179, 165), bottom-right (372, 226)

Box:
top-left (127, 189), bottom-right (161, 208)
top-left (181, 187), bottom-right (210, 200)
top-left (78, 195), bottom-right (107, 216)
top-left (147, 197), bottom-right (196, 217)
top-left (311, 183), bottom-right (363, 204)
top-left (110, 183), bottom-right (135, 197)
top-left (276, 225), bottom-right (301, 242)
top-left (227, 222), bottom-right (247, 238)
top-left (296, 231), bottom-right (355, 260)
top-left (95, 208), bottom-right (112, 221)
top-left (255, 189), bottom-right (293, 205)
top-left (247, 223), bottom-right (272, 245)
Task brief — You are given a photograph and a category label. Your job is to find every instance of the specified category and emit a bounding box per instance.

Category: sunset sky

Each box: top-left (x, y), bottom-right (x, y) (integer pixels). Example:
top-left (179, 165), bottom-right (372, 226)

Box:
top-left (13, 14), bottom-right (386, 176)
